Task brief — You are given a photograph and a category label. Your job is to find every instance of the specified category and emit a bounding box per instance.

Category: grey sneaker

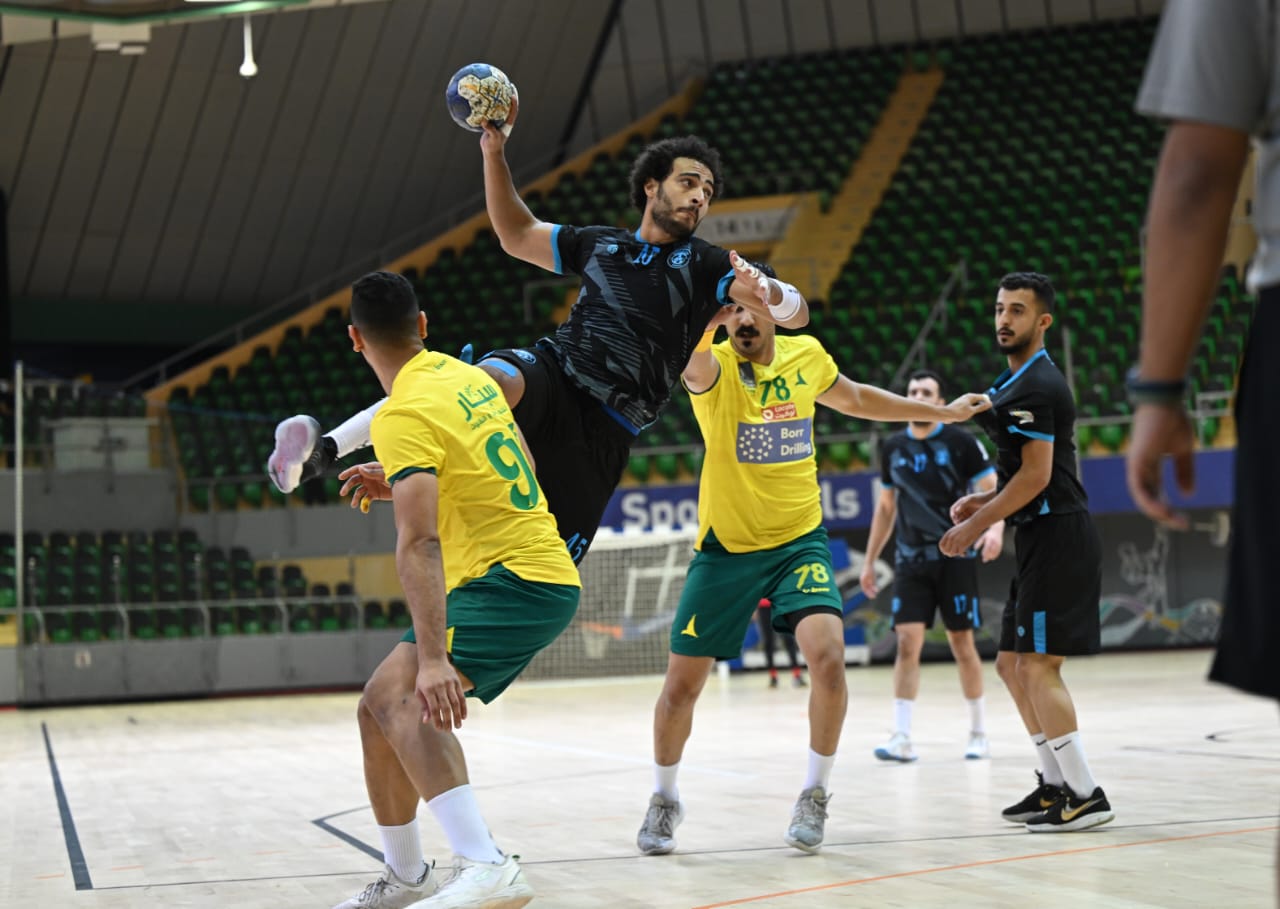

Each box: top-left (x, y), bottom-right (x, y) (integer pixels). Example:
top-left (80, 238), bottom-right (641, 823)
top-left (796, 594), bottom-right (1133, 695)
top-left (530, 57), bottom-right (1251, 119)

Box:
top-left (636, 793), bottom-right (684, 855)
top-left (332, 862), bottom-right (435, 909)
top-left (784, 786), bottom-right (831, 854)
top-left (267, 414), bottom-right (330, 493)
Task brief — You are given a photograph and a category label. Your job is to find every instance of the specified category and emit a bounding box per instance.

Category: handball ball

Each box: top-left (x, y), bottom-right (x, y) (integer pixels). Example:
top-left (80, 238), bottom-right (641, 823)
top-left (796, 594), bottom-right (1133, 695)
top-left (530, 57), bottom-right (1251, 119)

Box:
top-left (445, 63), bottom-right (517, 133)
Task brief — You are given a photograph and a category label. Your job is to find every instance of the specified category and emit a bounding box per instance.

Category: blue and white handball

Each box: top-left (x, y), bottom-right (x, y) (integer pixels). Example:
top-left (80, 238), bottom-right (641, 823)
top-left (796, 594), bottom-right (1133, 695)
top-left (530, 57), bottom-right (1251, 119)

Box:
top-left (445, 63), bottom-right (517, 133)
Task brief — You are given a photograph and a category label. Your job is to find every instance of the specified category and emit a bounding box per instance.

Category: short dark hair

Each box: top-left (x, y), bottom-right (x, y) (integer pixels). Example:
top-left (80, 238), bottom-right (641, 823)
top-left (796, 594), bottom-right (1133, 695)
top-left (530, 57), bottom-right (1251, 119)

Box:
top-left (907, 368), bottom-right (945, 397)
top-left (349, 271), bottom-right (421, 345)
top-left (999, 272), bottom-right (1056, 313)
top-left (628, 135), bottom-right (723, 213)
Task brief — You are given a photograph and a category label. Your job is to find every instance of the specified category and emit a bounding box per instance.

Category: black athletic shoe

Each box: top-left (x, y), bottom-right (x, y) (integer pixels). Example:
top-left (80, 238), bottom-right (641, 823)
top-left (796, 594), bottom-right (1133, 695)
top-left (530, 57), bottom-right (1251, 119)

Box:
top-left (1025, 785), bottom-right (1114, 832)
top-left (1001, 771), bottom-right (1065, 823)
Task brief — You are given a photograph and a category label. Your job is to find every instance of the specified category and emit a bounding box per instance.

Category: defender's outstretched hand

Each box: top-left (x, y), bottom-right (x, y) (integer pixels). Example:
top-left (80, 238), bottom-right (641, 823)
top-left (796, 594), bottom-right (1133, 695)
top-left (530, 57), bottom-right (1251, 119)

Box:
top-left (338, 462), bottom-right (392, 513)
top-left (942, 393), bottom-right (991, 422)
top-left (730, 250), bottom-right (772, 308)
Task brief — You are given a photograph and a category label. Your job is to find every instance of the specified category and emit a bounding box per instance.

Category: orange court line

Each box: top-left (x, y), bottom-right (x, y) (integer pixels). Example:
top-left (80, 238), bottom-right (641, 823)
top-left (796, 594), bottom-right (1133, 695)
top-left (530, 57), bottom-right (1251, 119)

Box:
top-left (34, 873), bottom-right (66, 880)
top-left (691, 825), bottom-right (1279, 908)
top-left (109, 865), bottom-right (144, 871)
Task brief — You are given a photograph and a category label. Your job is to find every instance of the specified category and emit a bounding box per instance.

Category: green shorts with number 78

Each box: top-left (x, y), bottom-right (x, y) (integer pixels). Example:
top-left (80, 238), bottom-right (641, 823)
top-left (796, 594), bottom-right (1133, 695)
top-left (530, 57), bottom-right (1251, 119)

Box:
top-left (670, 527), bottom-right (843, 659)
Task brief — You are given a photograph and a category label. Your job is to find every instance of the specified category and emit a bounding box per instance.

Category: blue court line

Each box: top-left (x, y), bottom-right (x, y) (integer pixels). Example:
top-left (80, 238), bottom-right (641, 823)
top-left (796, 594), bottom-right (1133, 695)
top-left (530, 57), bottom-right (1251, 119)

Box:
top-left (42, 722), bottom-right (93, 890)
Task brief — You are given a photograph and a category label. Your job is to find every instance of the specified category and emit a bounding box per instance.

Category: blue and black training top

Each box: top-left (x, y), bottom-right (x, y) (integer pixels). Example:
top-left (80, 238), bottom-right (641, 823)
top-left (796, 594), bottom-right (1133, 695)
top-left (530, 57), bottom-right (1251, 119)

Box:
top-left (880, 424), bottom-right (995, 562)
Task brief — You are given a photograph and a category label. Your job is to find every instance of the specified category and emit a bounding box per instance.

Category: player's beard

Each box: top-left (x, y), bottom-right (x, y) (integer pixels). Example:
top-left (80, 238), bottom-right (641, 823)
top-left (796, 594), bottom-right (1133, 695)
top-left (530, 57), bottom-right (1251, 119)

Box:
top-left (651, 184), bottom-right (697, 240)
top-left (997, 329), bottom-right (1033, 355)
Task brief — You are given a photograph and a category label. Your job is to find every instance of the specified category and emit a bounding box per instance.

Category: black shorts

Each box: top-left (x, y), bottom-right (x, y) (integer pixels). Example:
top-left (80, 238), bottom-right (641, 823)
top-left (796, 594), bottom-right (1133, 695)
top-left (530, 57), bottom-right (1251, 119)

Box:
top-left (1210, 288), bottom-right (1280, 698)
top-left (998, 511), bottom-right (1101, 656)
top-left (891, 557), bottom-right (981, 632)
top-left (480, 344), bottom-right (634, 564)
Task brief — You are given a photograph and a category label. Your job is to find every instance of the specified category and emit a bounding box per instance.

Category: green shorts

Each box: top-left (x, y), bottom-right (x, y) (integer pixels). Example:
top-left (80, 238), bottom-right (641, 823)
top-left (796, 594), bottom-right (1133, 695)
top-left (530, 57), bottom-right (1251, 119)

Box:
top-left (670, 527), bottom-right (843, 659)
top-left (400, 564), bottom-right (580, 703)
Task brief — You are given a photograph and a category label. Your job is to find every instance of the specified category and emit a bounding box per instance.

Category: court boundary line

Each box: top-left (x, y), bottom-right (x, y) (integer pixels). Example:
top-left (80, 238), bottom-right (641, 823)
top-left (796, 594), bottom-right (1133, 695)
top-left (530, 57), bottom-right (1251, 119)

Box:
top-left (42, 722), bottom-right (93, 891)
top-left (688, 824), bottom-right (1279, 908)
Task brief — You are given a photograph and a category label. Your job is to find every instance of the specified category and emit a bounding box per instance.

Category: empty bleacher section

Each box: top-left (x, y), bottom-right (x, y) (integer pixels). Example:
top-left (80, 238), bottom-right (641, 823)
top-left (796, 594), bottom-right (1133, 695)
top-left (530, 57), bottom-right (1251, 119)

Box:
top-left (0, 527), bottom-right (402, 644)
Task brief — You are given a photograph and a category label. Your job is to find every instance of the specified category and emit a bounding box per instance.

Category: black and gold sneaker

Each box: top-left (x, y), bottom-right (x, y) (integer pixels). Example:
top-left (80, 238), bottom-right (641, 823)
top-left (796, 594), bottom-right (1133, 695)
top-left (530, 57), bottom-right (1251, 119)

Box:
top-left (1025, 785), bottom-right (1114, 832)
top-left (1001, 771), bottom-right (1064, 823)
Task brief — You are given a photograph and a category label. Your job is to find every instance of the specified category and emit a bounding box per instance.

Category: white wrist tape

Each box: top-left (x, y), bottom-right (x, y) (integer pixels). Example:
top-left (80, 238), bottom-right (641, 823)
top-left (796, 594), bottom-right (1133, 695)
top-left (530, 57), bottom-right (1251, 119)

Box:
top-left (328, 397), bottom-right (388, 457)
top-left (768, 281), bottom-right (802, 321)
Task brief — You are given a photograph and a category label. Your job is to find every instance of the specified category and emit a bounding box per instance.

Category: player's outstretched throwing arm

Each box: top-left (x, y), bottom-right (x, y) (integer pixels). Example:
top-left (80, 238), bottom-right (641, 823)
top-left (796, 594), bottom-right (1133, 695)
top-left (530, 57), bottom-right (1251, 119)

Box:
top-left (477, 100), bottom-right (560, 273)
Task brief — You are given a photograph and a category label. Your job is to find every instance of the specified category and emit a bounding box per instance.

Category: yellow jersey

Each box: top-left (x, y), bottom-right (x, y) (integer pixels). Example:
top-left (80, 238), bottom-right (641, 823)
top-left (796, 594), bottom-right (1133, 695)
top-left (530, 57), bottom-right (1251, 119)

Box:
top-left (686, 335), bottom-right (840, 552)
top-left (371, 349), bottom-right (580, 591)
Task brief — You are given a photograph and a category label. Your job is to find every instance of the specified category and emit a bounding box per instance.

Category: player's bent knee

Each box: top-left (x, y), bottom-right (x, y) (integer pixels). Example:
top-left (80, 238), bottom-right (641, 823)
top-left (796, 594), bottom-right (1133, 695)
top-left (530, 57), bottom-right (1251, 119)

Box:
top-left (477, 359), bottom-right (526, 408)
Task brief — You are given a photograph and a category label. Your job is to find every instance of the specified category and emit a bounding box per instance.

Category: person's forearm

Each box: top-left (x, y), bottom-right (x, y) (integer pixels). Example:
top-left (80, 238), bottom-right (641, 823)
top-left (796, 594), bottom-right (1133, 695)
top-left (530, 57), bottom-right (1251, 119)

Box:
top-left (1140, 124), bottom-right (1249, 381)
top-left (483, 146), bottom-right (537, 249)
top-left (863, 505), bottom-right (895, 565)
top-left (967, 471), bottom-right (1044, 533)
top-left (396, 537), bottom-right (450, 662)
top-left (834, 383), bottom-right (949, 423)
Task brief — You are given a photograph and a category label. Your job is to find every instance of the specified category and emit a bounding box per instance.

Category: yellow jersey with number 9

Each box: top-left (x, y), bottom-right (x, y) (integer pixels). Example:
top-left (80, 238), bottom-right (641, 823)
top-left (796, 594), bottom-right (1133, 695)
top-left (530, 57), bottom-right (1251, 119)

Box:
top-left (372, 349), bottom-right (580, 591)
top-left (686, 335), bottom-right (840, 553)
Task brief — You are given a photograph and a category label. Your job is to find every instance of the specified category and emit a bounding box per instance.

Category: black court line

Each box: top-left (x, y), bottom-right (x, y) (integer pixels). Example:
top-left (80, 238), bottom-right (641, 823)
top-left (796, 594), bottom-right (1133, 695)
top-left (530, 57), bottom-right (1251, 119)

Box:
top-left (42, 722), bottom-right (93, 891)
top-left (311, 809), bottom-right (383, 862)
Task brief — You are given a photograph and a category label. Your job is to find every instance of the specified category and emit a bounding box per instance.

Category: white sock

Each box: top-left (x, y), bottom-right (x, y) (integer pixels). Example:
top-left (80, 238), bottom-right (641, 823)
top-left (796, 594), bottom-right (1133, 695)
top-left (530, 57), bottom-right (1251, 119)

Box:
top-left (967, 696), bottom-right (986, 734)
top-left (1047, 731), bottom-right (1098, 797)
top-left (894, 698), bottom-right (914, 737)
top-left (426, 784), bottom-right (504, 864)
top-left (327, 398), bottom-right (387, 457)
top-left (803, 747), bottom-right (836, 791)
top-left (654, 762), bottom-right (680, 802)
top-left (377, 820), bottom-right (427, 883)
top-left (1032, 734), bottom-right (1065, 787)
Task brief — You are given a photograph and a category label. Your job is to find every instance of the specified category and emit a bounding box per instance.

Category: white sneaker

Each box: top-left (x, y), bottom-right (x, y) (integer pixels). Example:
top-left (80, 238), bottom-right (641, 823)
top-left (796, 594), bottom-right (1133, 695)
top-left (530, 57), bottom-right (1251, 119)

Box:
top-left (873, 731), bottom-right (918, 763)
top-left (266, 414), bottom-right (323, 493)
top-left (407, 853), bottom-right (532, 908)
top-left (333, 862), bottom-right (436, 909)
top-left (964, 732), bottom-right (990, 760)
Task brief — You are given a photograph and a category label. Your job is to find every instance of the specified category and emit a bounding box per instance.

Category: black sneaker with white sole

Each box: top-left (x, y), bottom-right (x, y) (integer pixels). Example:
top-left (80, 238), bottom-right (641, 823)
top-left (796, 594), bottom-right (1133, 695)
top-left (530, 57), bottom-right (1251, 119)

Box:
top-left (1001, 771), bottom-right (1064, 823)
top-left (1025, 785), bottom-right (1115, 832)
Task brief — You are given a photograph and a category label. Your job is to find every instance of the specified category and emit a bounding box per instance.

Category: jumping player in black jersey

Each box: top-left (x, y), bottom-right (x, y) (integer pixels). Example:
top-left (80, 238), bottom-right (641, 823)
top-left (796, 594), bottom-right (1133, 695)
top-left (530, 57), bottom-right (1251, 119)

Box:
top-left (267, 99), bottom-right (808, 564)
top-left (939, 273), bottom-right (1115, 833)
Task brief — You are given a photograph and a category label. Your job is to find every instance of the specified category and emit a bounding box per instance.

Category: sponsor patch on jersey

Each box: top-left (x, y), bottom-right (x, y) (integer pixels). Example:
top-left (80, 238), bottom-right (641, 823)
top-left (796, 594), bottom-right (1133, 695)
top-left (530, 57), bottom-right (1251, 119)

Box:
top-left (514, 349), bottom-right (537, 363)
top-left (669, 246), bottom-right (691, 268)
top-left (606, 243), bottom-right (619, 255)
top-left (735, 418), bottom-right (813, 464)
top-left (761, 402), bottom-right (797, 421)
top-left (1009, 409), bottom-right (1034, 425)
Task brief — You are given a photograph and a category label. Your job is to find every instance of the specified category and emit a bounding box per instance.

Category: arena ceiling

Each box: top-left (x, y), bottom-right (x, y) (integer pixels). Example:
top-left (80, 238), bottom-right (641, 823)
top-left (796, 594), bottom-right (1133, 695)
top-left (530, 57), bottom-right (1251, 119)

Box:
top-left (0, 1), bottom-right (306, 22)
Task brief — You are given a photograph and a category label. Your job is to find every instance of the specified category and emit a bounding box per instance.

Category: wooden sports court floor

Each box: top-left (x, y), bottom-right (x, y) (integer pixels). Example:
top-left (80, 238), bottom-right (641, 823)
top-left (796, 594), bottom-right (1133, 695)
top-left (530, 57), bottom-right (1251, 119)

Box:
top-left (2, 648), bottom-right (1275, 908)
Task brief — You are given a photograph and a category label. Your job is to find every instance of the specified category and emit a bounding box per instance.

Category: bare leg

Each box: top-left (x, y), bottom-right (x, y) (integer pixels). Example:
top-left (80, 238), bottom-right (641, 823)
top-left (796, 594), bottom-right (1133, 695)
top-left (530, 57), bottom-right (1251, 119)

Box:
top-left (478, 361), bottom-right (527, 409)
top-left (1014, 652), bottom-right (1077, 739)
top-left (794, 613), bottom-right (848, 754)
top-left (653, 653), bottom-right (716, 766)
top-left (996, 649), bottom-right (1042, 735)
top-left (893, 622), bottom-right (925, 700)
top-left (946, 629), bottom-right (984, 700)
top-left (361, 642), bottom-right (474, 810)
